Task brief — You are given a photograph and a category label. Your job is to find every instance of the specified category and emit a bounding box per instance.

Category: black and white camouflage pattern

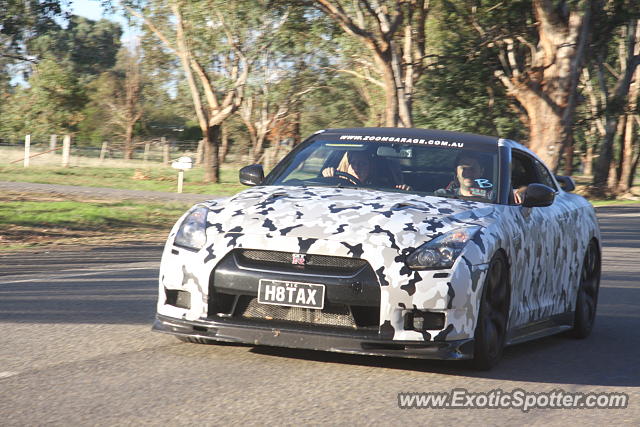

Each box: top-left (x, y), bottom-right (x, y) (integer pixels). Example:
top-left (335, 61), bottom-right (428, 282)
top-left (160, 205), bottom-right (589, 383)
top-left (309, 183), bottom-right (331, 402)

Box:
top-left (158, 181), bottom-right (600, 343)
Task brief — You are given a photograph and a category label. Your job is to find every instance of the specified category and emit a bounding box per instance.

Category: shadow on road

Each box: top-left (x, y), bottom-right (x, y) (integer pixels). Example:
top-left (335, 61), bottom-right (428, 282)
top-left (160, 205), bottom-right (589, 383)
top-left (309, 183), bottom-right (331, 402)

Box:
top-left (0, 267), bottom-right (158, 325)
top-left (247, 310), bottom-right (638, 387)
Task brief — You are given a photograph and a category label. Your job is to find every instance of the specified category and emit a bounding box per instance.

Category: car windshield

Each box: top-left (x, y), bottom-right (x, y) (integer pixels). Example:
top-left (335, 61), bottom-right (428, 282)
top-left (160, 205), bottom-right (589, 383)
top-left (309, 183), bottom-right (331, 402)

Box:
top-left (265, 134), bottom-right (500, 203)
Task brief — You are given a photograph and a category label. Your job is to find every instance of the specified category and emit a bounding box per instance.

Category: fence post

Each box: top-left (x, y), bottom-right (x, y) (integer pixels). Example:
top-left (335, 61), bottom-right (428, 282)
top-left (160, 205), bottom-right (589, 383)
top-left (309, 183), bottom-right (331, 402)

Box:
top-left (99, 141), bottom-right (108, 162)
top-left (162, 137), bottom-right (169, 165)
top-left (50, 134), bottom-right (57, 151)
top-left (62, 135), bottom-right (71, 167)
top-left (23, 135), bottom-right (31, 167)
top-left (143, 142), bottom-right (150, 164)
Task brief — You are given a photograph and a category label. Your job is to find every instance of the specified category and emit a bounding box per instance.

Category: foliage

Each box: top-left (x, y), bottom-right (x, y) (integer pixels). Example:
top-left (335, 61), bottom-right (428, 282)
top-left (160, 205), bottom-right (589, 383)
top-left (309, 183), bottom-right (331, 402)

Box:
top-left (0, 57), bottom-right (86, 140)
top-left (0, 1), bottom-right (638, 194)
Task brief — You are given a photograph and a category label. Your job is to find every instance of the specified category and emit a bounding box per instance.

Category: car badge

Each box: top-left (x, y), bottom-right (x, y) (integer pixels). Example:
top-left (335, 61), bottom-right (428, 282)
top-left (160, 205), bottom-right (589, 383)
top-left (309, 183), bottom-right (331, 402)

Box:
top-left (292, 253), bottom-right (307, 265)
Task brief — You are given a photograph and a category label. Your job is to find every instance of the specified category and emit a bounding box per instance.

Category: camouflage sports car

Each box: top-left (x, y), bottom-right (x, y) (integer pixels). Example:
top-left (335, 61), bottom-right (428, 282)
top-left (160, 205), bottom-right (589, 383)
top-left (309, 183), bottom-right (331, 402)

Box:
top-left (153, 128), bottom-right (601, 369)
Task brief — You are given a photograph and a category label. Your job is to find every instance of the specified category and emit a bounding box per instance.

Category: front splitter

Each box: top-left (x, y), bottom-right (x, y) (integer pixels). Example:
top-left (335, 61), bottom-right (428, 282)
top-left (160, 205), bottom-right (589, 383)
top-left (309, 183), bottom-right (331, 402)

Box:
top-left (153, 314), bottom-right (474, 360)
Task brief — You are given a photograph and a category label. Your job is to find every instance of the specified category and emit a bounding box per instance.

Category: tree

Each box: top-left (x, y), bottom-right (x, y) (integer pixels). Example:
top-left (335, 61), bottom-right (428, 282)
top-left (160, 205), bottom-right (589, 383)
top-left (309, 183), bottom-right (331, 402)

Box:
top-left (125, 0), bottom-right (287, 183)
top-left (0, 57), bottom-right (86, 140)
top-left (312, 0), bottom-right (430, 127)
top-left (86, 46), bottom-right (145, 158)
top-left (470, 0), bottom-right (593, 172)
top-left (0, 0), bottom-right (64, 64)
top-left (589, 15), bottom-right (640, 192)
top-left (27, 15), bottom-right (122, 82)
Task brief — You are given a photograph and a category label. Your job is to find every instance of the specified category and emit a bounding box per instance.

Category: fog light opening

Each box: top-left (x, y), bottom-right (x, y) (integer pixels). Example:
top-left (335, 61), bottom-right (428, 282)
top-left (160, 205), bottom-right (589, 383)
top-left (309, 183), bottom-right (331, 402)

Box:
top-left (404, 309), bottom-right (445, 331)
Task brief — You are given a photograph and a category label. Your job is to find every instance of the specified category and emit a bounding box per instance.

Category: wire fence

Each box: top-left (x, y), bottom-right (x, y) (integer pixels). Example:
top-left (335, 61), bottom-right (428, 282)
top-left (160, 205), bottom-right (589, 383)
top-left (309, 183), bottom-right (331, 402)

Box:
top-left (0, 137), bottom-right (290, 169)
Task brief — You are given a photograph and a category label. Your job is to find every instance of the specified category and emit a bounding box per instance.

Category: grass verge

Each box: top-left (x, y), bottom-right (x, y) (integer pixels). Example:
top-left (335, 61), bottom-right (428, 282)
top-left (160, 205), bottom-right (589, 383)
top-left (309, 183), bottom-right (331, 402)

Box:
top-left (0, 164), bottom-right (246, 196)
top-left (0, 191), bottom-right (192, 251)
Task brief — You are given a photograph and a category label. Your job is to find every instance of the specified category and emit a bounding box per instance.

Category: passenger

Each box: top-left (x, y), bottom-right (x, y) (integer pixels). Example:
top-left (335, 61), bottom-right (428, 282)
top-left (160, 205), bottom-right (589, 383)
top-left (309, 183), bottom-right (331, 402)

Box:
top-left (435, 154), bottom-right (493, 199)
top-left (322, 151), bottom-right (410, 190)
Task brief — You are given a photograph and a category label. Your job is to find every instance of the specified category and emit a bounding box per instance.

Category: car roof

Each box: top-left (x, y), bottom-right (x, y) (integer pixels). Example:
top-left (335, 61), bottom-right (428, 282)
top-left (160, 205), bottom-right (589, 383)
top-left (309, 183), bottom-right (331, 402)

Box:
top-left (318, 127), bottom-right (547, 165)
top-left (319, 127), bottom-right (500, 146)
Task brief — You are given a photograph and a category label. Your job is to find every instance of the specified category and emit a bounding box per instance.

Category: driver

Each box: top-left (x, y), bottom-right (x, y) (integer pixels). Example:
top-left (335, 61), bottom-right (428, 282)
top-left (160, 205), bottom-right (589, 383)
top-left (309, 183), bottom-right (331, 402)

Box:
top-left (321, 151), bottom-right (410, 190)
top-left (322, 151), bottom-right (370, 184)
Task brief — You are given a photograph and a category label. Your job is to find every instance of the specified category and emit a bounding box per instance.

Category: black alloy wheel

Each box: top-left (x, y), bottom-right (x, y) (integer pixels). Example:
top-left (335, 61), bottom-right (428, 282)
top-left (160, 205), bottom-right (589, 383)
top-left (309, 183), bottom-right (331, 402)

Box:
top-left (571, 240), bottom-right (601, 338)
top-left (473, 252), bottom-right (510, 370)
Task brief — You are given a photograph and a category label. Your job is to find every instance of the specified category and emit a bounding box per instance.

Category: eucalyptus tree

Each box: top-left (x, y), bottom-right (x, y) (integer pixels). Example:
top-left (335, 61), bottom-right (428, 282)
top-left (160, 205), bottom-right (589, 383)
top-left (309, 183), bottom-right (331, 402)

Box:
top-left (124, 0), bottom-right (288, 183)
top-left (238, 5), bottom-right (332, 162)
top-left (312, 0), bottom-right (431, 128)
top-left (0, 0), bottom-right (64, 65)
top-left (0, 57), bottom-right (86, 141)
top-left (85, 46), bottom-right (146, 158)
top-left (463, 0), bottom-right (594, 172)
top-left (586, 10), bottom-right (640, 193)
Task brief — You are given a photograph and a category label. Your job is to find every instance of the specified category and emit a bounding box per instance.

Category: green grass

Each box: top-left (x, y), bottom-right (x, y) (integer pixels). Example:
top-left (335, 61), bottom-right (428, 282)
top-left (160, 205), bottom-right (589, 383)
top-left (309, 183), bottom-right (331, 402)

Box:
top-left (0, 164), bottom-right (246, 196)
top-left (0, 198), bottom-right (191, 231)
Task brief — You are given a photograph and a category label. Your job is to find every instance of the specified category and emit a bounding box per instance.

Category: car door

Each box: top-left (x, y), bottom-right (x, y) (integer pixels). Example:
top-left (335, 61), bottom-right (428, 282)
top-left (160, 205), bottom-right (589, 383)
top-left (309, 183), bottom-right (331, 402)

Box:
top-left (507, 150), bottom-right (564, 326)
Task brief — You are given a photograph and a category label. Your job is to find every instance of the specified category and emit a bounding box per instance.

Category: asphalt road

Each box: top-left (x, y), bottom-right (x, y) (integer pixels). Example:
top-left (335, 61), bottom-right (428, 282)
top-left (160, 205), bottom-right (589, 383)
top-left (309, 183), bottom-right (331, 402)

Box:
top-left (0, 206), bottom-right (638, 425)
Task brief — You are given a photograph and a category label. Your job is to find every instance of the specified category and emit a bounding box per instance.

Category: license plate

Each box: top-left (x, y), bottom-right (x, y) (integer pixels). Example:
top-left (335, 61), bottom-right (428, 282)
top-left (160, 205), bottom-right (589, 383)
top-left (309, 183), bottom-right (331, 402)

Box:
top-left (258, 279), bottom-right (325, 310)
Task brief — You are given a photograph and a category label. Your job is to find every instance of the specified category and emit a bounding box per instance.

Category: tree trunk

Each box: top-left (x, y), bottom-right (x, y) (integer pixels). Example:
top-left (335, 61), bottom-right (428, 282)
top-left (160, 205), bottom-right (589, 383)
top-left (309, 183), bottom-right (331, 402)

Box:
top-left (219, 123), bottom-right (229, 165)
top-left (376, 56), bottom-right (400, 127)
top-left (618, 58), bottom-right (640, 193)
top-left (252, 134), bottom-right (267, 164)
top-left (492, 0), bottom-right (591, 172)
top-left (203, 125), bottom-right (221, 183)
top-left (607, 158), bottom-right (618, 190)
top-left (615, 115), bottom-right (627, 185)
top-left (628, 144), bottom-right (640, 190)
top-left (594, 116), bottom-right (618, 191)
top-left (584, 143), bottom-right (594, 176)
top-left (592, 20), bottom-right (640, 191)
top-left (563, 135), bottom-right (574, 176)
top-left (618, 115), bottom-right (635, 193)
top-left (522, 92), bottom-right (566, 169)
top-left (124, 125), bottom-right (134, 160)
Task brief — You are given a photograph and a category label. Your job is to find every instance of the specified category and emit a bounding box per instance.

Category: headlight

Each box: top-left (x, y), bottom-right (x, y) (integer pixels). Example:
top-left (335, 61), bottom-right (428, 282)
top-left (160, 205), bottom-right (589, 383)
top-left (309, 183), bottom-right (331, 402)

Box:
top-left (174, 206), bottom-right (209, 250)
top-left (406, 226), bottom-right (481, 270)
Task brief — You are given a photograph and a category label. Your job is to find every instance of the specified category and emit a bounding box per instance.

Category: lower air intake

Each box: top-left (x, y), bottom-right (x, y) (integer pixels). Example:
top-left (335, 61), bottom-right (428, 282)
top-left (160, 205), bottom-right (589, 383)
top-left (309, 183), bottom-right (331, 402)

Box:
top-left (240, 297), bottom-right (357, 328)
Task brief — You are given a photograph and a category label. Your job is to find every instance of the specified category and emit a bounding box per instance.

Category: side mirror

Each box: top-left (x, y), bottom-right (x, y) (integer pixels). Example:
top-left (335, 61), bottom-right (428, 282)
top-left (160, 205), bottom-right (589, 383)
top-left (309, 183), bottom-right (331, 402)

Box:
top-left (555, 175), bottom-right (576, 192)
top-left (239, 164), bottom-right (264, 186)
top-left (522, 183), bottom-right (556, 208)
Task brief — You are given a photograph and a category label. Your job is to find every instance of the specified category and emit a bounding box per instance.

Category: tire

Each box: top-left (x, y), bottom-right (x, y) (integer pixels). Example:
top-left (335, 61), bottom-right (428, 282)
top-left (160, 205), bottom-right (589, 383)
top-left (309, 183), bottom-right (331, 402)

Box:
top-left (176, 336), bottom-right (217, 345)
top-left (570, 240), bottom-right (601, 338)
top-left (473, 252), bottom-right (510, 370)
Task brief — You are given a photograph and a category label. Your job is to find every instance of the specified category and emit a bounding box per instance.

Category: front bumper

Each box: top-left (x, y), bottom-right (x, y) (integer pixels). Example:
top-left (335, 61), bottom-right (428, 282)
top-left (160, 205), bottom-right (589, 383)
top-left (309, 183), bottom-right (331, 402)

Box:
top-left (153, 314), bottom-right (474, 360)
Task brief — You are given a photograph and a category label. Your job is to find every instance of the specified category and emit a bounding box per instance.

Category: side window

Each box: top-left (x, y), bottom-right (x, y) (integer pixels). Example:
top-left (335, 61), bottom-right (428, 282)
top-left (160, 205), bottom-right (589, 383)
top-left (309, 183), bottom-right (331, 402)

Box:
top-left (510, 152), bottom-right (537, 188)
top-left (511, 151), bottom-right (556, 204)
top-left (532, 159), bottom-right (557, 190)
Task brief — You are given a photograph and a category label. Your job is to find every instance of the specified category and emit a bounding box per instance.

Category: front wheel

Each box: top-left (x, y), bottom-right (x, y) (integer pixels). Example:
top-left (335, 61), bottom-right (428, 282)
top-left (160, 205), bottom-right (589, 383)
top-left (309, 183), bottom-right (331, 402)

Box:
top-left (473, 252), bottom-right (510, 370)
top-left (571, 240), bottom-right (601, 338)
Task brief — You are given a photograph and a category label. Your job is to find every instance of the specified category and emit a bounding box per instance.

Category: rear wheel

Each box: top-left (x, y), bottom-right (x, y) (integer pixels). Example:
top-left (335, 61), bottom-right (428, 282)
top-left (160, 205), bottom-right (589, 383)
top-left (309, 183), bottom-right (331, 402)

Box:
top-left (473, 252), bottom-right (510, 370)
top-left (571, 240), bottom-right (601, 338)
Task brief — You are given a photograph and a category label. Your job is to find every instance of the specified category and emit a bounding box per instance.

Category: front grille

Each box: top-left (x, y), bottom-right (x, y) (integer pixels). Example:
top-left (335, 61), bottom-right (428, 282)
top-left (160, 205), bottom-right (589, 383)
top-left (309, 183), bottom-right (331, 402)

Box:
top-left (240, 297), bottom-right (357, 328)
top-left (236, 249), bottom-right (367, 274)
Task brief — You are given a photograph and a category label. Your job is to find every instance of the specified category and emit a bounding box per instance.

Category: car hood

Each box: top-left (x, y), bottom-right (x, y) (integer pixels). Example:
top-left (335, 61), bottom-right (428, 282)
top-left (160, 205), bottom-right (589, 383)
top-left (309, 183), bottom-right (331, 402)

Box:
top-left (201, 186), bottom-right (497, 251)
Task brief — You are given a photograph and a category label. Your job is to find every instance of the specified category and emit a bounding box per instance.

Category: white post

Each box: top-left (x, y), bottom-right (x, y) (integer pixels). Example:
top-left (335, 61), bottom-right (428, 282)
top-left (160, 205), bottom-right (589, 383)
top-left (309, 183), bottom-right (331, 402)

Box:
top-left (62, 135), bottom-right (71, 167)
top-left (177, 170), bottom-right (184, 193)
top-left (143, 142), bottom-right (150, 164)
top-left (50, 134), bottom-right (57, 151)
top-left (23, 134), bottom-right (31, 168)
top-left (162, 137), bottom-right (169, 165)
top-left (99, 141), bottom-right (108, 162)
